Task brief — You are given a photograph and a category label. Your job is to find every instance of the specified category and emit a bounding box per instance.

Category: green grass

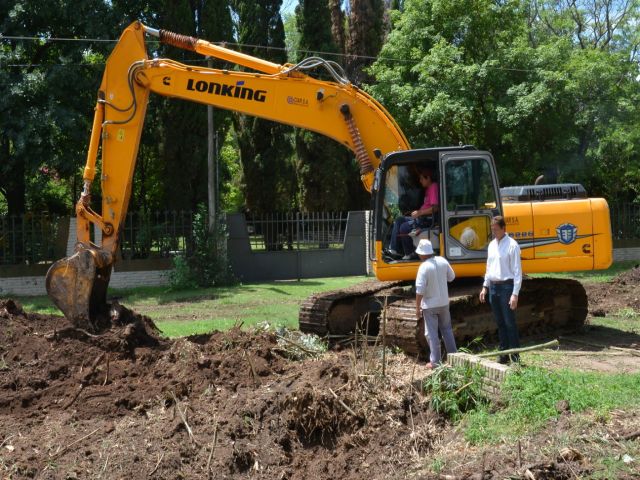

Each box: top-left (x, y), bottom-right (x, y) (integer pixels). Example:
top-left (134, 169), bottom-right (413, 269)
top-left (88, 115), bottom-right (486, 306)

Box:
top-left (463, 367), bottom-right (640, 444)
top-left (529, 259), bottom-right (638, 283)
top-left (15, 276), bottom-right (369, 337)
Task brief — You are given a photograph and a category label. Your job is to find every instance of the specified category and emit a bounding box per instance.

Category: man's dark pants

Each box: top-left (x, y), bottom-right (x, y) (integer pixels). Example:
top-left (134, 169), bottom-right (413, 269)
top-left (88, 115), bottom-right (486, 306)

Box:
top-left (489, 282), bottom-right (520, 362)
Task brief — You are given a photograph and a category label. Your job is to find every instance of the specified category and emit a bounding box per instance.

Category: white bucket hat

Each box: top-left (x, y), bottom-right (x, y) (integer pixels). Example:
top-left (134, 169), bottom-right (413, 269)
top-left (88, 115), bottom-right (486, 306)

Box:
top-left (415, 239), bottom-right (434, 256)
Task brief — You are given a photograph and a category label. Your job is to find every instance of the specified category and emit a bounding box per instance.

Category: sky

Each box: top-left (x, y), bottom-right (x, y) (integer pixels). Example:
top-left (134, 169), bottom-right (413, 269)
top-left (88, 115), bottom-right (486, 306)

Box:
top-left (280, 0), bottom-right (298, 16)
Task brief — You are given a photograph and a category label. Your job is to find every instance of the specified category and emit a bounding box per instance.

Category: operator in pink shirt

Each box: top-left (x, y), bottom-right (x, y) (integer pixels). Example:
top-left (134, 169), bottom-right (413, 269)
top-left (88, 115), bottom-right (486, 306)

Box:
top-left (387, 168), bottom-right (439, 260)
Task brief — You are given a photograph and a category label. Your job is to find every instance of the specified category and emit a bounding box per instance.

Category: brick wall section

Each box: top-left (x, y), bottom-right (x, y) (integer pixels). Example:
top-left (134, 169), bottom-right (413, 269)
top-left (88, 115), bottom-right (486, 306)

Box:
top-left (447, 352), bottom-right (512, 398)
top-left (0, 270), bottom-right (169, 297)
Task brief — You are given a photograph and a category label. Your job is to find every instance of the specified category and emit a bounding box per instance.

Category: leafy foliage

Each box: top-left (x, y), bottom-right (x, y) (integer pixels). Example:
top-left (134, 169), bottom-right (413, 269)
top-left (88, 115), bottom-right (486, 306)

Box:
top-left (169, 203), bottom-right (235, 289)
top-left (368, 0), bottom-right (640, 198)
top-left (422, 363), bottom-right (488, 420)
top-left (0, 0), bottom-right (114, 214)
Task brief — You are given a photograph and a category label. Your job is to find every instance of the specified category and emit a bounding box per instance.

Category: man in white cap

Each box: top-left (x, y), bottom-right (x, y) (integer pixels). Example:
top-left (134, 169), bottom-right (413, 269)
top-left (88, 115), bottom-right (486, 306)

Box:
top-left (415, 238), bottom-right (457, 368)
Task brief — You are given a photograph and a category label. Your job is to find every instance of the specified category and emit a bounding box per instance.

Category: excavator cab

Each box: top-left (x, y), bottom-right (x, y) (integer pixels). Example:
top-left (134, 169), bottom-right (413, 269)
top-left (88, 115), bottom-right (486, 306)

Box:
top-left (372, 147), bottom-right (502, 280)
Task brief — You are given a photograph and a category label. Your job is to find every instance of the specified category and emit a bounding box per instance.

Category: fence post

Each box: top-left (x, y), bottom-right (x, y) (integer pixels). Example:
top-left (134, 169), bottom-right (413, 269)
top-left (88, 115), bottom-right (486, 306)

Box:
top-left (296, 211), bottom-right (301, 281)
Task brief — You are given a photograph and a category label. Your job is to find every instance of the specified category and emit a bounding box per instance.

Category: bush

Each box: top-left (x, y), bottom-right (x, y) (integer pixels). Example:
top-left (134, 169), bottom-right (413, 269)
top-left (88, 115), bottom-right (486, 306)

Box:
top-left (168, 254), bottom-right (197, 290)
top-left (422, 363), bottom-right (488, 420)
top-left (169, 204), bottom-right (236, 289)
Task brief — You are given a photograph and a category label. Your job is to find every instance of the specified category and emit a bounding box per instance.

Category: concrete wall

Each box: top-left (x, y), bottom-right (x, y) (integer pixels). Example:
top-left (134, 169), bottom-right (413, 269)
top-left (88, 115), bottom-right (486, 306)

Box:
top-left (226, 211), bottom-right (368, 282)
top-left (0, 269), bottom-right (169, 296)
top-left (614, 247), bottom-right (640, 262)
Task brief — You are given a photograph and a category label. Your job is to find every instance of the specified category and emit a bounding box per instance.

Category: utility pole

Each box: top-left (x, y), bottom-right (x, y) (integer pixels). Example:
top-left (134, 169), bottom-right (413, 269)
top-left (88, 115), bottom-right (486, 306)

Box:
top-left (207, 56), bottom-right (216, 233)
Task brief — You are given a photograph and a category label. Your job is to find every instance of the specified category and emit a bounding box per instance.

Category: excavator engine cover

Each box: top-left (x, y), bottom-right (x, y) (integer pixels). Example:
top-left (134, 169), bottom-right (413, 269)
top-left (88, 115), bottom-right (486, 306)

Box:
top-left (45, 244), bottom-right (113, 331)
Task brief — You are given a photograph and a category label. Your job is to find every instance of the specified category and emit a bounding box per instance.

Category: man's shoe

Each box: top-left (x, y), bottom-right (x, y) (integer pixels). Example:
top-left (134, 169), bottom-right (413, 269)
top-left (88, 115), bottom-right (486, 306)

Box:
top-left (402, 253), bottom-right (418, 261)
top-left (498, 355), bottom-right (510, 364)
top-left (384, 248), bottom-right (402, 259)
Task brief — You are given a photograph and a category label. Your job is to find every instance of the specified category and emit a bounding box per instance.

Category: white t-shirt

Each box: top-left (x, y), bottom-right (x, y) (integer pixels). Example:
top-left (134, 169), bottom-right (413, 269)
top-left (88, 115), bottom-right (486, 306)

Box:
top-left (415, 256), bottom-right (455, 309)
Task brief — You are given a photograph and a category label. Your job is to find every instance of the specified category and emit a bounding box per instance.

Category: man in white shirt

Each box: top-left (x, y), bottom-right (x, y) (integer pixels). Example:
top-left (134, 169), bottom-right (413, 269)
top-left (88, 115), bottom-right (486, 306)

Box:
top-left (479, 216), bottom-right (523, 363)
top-left (415, 239), bottom-right (457, 368)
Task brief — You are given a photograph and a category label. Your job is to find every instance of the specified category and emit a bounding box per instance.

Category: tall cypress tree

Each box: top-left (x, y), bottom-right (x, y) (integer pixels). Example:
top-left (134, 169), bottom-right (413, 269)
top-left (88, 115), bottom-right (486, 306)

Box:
top-left (328, 0), bottom-right (346, 55)
top-left (110, 0), bottom-right (234, 212)
top-left (294, 0), bottom-right (368, 211)
top-left (231, 0), bottom-right (296, 213)
top-left (155, 1), bottom-right (234, 212)
top-left (346, 0), bottom-right (385, 85)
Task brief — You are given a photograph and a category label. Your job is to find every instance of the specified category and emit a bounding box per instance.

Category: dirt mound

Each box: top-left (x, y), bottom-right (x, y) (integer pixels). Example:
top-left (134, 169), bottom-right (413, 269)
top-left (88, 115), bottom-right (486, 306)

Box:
top-left (0, 298), bottom-right (440, 479)
top-left (586, 265), bottom-right (640, 317)
top-left (612, 264), bottom-right (640, 286)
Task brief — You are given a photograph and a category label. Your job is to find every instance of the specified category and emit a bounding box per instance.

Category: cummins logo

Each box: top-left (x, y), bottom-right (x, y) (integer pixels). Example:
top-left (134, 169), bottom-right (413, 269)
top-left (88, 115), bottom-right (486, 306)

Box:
top-left (186, 79), bottom-right (267, 102)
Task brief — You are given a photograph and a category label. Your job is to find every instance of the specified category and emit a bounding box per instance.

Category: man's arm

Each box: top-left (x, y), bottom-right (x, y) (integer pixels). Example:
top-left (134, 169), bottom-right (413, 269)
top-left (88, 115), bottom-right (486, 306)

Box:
top-left (416, 294), bottom-right (423, 318)
top-left (446, 262), bottom-right (455, 282)
top-left (480, 243), bottom-right (492, 303)
top-left (509, 241), bottom-right (522, 309)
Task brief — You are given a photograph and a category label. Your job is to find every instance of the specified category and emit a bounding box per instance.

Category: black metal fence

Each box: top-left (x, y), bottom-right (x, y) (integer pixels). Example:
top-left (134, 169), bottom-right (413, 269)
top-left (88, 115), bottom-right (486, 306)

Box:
top-left (2, 204), bottom-right (638, 266)
top-left (0, 214), bottom-right (66, 265)
top-left (244, 212), bottom-right (349, 251)
top-left (610, 203), bottom-right (640, 240)
top-left (0, 211), bottom-right (194, 266)
top-left (119, 210), bottom-right (194, 260)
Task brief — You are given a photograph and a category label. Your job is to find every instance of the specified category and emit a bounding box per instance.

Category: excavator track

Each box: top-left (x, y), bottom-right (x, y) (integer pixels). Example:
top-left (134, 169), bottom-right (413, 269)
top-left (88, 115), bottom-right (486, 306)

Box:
top-left (299, 280), bottom-right (405, 336)
top-left (299, 277), bottom-right (588, 356)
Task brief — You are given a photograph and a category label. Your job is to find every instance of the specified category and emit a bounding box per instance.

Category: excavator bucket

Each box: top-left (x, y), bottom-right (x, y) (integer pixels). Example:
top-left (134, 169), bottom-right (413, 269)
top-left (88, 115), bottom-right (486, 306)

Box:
top-left (45, 244), bottom-right (113, 331)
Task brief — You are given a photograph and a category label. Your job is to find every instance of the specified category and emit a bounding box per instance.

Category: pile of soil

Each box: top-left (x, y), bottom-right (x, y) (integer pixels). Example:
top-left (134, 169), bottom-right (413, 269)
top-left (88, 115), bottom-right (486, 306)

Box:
top-left (586, 264), bottom-right (640, 317)
top-left (0, 299), bottom-right (440, 479)
top-left (0, 297), bottom-right (611, 479)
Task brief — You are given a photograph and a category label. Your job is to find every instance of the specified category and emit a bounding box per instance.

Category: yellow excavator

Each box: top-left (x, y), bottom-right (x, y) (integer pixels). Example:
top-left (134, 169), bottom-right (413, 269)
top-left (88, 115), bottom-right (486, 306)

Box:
top-left (46, 22), bottom-right (612, 352)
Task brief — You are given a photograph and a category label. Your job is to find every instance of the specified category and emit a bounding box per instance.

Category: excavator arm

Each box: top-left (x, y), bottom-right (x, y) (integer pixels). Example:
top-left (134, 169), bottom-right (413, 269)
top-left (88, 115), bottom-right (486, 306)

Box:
top-left (46, 21), bottom-right (410, 329)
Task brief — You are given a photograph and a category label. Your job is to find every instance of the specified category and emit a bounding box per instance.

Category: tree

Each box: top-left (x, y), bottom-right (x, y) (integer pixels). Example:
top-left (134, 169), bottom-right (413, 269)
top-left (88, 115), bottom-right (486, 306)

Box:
top-left (111, 0), bottom-right (235, 213)
top-left (294, 0), bottom-right (368, 211)
top-left (328, 0), bottom-right (346, 54)
top-left (368, 0), bottom-right (640, 200)
top-left (231, 0), bottom-right (297, 213)
top-left (0, 0), bottom-right (115, 215)
top-left (346, 0), bottom-right (386, 84)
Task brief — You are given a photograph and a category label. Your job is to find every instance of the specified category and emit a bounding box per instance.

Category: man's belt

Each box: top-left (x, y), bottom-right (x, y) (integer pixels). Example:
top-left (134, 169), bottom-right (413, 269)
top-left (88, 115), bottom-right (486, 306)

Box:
top-left (492, 279), bottom-right (514, 285)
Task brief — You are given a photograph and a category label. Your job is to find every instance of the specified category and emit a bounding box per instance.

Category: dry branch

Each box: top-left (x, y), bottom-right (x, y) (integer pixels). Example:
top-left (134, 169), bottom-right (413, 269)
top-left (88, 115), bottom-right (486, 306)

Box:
top-left (171, 391), bottom-right (197, 444)
top-left (328, 387), bottom-right (358, 418)
top-left (51, 427), bottom-right (101, 459)
top-left (476, 339), bottom-right (559, 358)
top-left (206, 418), bottom-right (219, 472)
top-left (63, 352), bottom-right (106, 409)
top-left (243, 350), bottom-right (260, 386)
top-left (148, 452), bottom-right (164, 477)
top-left (620, 430), bottom-right (640, 441)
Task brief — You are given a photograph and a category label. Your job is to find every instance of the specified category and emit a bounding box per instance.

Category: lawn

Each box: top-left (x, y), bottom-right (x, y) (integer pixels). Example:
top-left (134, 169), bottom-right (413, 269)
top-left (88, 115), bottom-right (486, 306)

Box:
top-left (13, 260), bottom-right (637, 338)
top-left (16, 276), bottom-right (370, 337)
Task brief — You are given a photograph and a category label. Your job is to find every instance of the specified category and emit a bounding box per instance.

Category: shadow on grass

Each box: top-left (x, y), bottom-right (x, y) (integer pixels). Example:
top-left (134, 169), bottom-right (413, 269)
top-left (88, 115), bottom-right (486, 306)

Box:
top-left (460, 322), bottom-right (640, 358)
top-left (559, 324), bottom-right (640, 350)
top-left (109, 279), bottom-right (332, 305)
